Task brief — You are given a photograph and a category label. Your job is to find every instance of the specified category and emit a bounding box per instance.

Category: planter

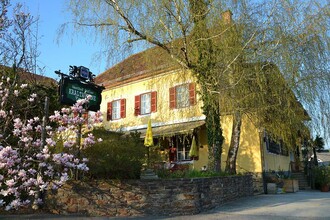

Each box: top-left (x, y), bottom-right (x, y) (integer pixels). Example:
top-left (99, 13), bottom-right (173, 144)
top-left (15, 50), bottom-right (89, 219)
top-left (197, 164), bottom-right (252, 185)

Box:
top-left (320, 184), bottom-right (329, 192)
top-left (283, 179), bottom-right (299, 193)
top-left (267, 183), bottom-right (277, 194)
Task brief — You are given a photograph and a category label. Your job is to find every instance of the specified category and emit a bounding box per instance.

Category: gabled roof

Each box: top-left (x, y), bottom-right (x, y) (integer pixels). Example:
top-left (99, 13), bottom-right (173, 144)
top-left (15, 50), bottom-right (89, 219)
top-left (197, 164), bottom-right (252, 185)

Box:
top-left (95, 46), bottom-right (180, 88)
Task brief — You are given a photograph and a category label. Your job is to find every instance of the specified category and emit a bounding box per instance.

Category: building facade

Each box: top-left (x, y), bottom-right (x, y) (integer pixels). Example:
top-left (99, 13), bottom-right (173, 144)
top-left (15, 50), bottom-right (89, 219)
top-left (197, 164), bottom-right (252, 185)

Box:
top-left (94, 49), bottom-right (305, 176)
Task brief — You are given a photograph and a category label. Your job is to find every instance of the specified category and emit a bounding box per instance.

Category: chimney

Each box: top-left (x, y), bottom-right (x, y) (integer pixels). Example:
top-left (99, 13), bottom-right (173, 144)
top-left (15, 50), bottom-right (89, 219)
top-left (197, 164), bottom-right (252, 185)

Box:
top-left (222, 10), bottom-right (233, 25)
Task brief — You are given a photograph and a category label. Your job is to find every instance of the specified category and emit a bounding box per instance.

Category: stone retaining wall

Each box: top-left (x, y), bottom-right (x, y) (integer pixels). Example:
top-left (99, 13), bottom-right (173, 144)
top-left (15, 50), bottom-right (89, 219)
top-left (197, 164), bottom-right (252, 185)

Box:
top-left (46, 175), bottom-right (253, 217)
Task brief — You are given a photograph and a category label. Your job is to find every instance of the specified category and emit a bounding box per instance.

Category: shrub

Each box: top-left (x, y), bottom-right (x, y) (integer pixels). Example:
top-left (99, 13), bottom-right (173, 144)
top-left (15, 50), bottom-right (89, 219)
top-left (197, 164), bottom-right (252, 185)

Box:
top-left (313, 165), bottom-right (330, 189)
top-left (156, 168), bottom-right (229, 179)
top-left (83, 129), bottom-right (145, 179)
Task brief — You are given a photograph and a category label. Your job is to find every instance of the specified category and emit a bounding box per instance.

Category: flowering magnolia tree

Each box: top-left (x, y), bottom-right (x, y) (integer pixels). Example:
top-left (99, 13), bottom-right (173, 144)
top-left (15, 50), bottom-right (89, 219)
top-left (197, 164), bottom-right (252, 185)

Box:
top-left (0, 75), bottom-right (103, 211)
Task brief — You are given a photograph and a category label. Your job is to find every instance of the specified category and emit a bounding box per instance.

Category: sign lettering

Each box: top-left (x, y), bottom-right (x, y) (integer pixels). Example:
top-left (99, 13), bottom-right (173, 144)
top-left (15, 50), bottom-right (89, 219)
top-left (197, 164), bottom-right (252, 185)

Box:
top-left (59, 77), bottom-right (104, 111)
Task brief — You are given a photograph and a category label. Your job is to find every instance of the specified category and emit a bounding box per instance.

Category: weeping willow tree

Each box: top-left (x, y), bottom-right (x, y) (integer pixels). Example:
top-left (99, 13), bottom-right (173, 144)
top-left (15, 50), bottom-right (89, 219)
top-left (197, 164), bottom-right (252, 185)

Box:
top-left (64, 0), bottom-right (330, 173)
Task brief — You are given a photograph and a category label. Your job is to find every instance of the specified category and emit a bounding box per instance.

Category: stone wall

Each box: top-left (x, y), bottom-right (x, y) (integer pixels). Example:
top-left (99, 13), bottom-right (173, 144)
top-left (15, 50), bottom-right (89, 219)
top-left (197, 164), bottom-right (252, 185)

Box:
top-left (252, 172), bottom-right (265, 194)
top-left (46, 175), bottom-right (253, 217)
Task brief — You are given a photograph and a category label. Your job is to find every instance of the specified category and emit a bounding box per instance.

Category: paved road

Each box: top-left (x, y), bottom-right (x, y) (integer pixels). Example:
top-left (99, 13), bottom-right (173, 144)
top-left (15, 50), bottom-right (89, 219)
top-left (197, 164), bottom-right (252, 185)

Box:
top-left (1, 190), bottom-right (329, 220)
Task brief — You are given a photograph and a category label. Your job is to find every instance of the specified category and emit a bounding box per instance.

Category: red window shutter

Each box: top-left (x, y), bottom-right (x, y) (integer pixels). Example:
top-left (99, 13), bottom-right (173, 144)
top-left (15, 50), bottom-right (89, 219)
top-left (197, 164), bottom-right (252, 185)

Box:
top-left (120, 99), bottom-right (126, 118)
top-left (189, 83), bottom-right (196, 105)
top-left (169, 87), bottom-right (176, 109)
top-left (107, 102), bottom-right (112, 121)
top-left (151, 91), bottom-right (157, 112)
top-left (134, 95), bottom-right (140, 116)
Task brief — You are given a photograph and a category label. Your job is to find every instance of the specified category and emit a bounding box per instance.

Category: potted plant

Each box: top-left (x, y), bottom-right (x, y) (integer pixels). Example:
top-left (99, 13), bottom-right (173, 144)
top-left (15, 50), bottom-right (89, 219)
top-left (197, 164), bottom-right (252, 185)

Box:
top-left (265, 171), bottom-right (284, 194)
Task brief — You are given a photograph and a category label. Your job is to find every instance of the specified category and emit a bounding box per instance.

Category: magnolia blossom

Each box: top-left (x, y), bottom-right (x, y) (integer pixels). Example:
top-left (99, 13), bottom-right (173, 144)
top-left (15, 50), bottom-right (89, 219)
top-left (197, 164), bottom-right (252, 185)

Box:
top-left (0, 110), bottom-right (6, 118)
top-left (0, 82), bottom-right (102, 210)
top-left (20, 84), bottom-right (28, 89)
top-left (82, 133), bottom-right (96, 147)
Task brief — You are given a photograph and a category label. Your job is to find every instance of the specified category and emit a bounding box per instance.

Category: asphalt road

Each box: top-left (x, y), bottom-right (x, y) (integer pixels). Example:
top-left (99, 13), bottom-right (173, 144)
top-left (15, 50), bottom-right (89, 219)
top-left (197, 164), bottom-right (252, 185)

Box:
top-left (1, 190), bottom-right (329, 220)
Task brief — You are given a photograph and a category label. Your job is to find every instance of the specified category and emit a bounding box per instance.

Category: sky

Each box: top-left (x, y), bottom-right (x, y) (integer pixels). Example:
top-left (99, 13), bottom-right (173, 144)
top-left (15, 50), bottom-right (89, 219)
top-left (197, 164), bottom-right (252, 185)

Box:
top-left (11, 0), bottom-right (108, 81)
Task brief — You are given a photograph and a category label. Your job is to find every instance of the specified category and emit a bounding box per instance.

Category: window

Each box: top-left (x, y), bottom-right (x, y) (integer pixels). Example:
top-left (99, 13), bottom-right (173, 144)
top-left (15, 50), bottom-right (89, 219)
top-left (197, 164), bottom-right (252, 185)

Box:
top-left (112, 100), bottom-right (120, 120)
top-left (265, 135), bottom-right (289, 156)
top-left (107, 99), bottom-right (126, 121)
top-left (169, 83), bottom-right (196, 109)
top-left (176, 84), bottom-right (190, 108)
top-left (141, 93), bottom-right (151, 114)
top-left (168, 135), bottom-right (195, 161)
top-left (135, 91), bottom-right (157, 116)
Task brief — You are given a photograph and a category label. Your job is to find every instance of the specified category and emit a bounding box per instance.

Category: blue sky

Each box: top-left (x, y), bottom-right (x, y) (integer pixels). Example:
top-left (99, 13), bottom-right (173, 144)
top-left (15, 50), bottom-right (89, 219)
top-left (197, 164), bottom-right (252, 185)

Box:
top-left (12, 0), bottom-right (108, 80)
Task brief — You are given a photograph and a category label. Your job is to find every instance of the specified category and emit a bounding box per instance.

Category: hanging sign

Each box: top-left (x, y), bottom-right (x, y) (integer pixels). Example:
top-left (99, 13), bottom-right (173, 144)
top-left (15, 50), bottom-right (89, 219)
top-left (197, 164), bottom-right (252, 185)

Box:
top-left (59, 77), bottom-right (104, 111)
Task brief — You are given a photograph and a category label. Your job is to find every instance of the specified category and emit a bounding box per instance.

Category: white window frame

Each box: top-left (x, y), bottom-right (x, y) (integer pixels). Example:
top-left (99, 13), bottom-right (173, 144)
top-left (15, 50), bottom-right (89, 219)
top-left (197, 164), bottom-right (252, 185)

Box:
top-left (112, 100), bottom-right (120, 120)
top-left (140, 93), bottom-right (151, 115)
top-left (176, 84), bottom-right (190, 108)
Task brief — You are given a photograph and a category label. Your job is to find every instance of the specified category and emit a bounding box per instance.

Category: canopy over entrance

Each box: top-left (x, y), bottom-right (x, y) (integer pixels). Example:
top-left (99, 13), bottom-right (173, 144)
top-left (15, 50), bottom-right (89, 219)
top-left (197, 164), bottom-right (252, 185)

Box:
top-left (132, 120), bottom-right (205, 138)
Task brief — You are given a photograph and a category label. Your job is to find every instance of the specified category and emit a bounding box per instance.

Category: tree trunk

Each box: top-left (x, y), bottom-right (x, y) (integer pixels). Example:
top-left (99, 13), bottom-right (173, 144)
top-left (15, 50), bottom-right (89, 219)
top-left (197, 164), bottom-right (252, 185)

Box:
top-left (313, 146), bottom-right (318, 167)
top-left (189, 0), bottom-right (224, 172)
top-left (225, 111), bottom-right (242, 174)
top-left (203, 95), bottom-right (224, 172)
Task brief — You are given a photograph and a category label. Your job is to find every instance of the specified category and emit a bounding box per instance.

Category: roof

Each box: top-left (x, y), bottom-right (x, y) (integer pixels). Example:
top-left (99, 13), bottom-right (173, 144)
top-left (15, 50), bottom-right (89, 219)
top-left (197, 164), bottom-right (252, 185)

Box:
top-left (0, 65), bottom-right (56, 85)
top-left (317, 151), bottom-right (330, 162)
top-left (310, 151), bottom-right (330, 165)
top-left (94, 46), bottom-right (180, 88)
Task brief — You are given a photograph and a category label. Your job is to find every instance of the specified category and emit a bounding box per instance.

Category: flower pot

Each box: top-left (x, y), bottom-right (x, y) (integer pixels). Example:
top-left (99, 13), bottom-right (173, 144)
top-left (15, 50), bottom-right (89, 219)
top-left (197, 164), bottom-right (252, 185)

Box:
top-left (320, 184), bottom-right (329, 192)
top-left (283, 179), bottom-right (299, 193)
top-left (267, 183), bottom-right (277, 194)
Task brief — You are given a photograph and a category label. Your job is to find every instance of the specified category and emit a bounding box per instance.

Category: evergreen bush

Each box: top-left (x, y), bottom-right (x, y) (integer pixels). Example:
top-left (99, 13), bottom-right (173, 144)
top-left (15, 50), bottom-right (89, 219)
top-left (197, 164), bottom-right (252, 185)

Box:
top-left (83, 129), bottom-right (145, 179)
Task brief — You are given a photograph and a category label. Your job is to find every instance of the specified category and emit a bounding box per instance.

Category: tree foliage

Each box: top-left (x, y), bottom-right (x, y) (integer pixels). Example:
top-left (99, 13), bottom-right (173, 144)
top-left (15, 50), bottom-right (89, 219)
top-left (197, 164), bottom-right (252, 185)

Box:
top-left (314, 135), bottom-right (325, 152)
top-left (65, 0), bottom-right (330, 172)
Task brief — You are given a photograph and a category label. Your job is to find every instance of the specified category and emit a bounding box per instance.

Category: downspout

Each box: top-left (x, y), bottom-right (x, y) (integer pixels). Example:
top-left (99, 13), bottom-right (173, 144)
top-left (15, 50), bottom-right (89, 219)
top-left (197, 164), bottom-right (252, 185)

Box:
top-left (259, 128), bottom-right (267, 194)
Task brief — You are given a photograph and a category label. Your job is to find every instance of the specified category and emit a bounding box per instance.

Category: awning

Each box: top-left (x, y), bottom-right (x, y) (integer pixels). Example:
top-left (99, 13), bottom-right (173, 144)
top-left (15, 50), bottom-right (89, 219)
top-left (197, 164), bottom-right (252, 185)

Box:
top-left (131, 120), bottom-right (205, 138)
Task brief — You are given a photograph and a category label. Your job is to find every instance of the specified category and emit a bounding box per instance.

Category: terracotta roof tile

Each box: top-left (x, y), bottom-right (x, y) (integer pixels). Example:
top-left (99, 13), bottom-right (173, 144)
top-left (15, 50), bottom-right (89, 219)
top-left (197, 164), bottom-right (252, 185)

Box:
top-left (95, 46), bottom-right (180, 87)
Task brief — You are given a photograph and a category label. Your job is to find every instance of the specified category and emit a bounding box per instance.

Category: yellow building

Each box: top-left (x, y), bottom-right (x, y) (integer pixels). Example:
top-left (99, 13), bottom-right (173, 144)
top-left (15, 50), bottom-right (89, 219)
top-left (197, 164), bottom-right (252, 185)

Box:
top-left (94, 47), bottom-right (308, 179)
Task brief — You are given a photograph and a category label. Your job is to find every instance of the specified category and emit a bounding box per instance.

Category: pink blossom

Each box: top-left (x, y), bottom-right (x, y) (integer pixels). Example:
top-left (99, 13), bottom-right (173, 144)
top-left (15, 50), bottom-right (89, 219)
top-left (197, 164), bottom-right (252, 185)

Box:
top-left (18, 170), bottom-right (26, 178)
top-left (13, 129), bottom-right (20, 136)
top-left (35, 125), bottom-right (42, 132)
top-left (10, 199), bottom-right (22, 210)
top-left (0, 88), bottom-right (98, 210)
top-left (5, 179), bottom-right (15, 187)
top-left (63, 140), bottom-right (75, 148)
top-left (0, 110), bottom-right (6, 118)
top-left (45, 138), bottom-right (56, 146)
top-left (20, 84), bottom-right (28, 88)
